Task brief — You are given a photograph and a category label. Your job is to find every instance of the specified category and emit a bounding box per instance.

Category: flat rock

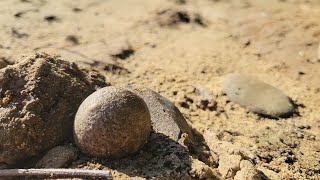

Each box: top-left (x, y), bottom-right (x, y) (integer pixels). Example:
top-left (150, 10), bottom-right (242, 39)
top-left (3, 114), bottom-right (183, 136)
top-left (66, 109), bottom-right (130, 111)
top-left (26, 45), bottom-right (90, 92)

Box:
top-left (36, 146), bottom-right (79, 168)
top-left (223, 73), bottom-right (295, 118)
top-left (129, 87), bottom-right (194, 141)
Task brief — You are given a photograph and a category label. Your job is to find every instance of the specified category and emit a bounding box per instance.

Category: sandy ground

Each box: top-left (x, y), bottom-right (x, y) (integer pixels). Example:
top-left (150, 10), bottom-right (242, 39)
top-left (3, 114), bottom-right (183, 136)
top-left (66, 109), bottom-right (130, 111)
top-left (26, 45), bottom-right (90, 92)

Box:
top-left (0, 0), bottom-right (320, 179)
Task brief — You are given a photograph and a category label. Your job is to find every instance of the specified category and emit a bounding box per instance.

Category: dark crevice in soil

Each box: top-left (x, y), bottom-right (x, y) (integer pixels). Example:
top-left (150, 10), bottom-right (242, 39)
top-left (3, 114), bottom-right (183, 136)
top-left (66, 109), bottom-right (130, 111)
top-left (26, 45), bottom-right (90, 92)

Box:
top-left (176, 11), bottom-right (190, 23)
top-left (44, 15), bottom-right (59, 22)
top-left (103, 64), bottom-right (130, 74)
top-left (156, 9), bottom-right (208, 27)
top-left (194, 14), bottom-right (207, 27)
top-left (111, 49), bottom-right (135, 60)
top-left (82, 60), bottom-right (130, 75)
top-left (65, 35), bottom-right (80, 45)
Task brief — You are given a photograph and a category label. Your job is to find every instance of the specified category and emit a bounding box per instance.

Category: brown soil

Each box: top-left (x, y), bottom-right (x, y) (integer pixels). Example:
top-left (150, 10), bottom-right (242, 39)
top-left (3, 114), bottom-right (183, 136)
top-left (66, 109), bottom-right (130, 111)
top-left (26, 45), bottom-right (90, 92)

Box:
top-left (0, 0), bottom-right (319, 179)
top-left (0, 53), bottom-right (106, 165)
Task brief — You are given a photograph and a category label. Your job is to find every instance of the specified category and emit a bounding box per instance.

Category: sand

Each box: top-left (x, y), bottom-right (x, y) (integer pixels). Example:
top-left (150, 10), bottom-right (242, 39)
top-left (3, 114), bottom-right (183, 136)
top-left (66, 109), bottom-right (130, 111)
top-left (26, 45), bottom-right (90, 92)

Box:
top-left (0, 0), bottom-right (319, 179)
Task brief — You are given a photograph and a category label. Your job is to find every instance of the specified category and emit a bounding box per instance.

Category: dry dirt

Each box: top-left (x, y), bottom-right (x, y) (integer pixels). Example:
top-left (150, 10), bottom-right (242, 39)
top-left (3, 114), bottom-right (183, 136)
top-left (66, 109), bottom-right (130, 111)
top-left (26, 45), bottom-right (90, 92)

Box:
top-left (0, 53), bottom-right (106, 165)
top-left (0, 0), bottom-right (319, 179)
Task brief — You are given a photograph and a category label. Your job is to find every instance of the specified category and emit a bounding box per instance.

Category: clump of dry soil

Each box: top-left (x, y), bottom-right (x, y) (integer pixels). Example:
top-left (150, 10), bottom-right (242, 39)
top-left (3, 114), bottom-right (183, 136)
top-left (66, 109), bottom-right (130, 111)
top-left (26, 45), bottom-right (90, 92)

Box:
top-left (0, 53), bottom-right (107, 165)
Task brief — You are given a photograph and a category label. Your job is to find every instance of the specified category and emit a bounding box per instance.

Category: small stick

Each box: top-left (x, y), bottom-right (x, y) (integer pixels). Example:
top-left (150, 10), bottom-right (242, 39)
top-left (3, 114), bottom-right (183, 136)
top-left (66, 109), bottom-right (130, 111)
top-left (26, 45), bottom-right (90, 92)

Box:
top-left (0, 169), bottom-right (112, 179)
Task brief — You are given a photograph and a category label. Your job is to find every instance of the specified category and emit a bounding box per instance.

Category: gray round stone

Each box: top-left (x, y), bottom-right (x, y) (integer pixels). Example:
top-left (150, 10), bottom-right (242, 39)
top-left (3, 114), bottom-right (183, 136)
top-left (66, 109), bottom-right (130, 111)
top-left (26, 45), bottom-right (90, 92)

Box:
top-left (129, 87), bottom-right (194, 141)
top-left (74, 86), bottom-right (151, 159)
top-left (223, 73), bottom-right (295, 118)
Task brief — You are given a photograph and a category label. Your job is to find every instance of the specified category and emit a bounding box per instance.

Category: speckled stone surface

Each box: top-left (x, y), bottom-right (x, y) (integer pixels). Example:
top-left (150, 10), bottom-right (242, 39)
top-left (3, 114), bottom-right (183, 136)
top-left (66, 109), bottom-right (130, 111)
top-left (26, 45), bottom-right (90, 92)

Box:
top-left (74, 86), bottom-right (151, 158)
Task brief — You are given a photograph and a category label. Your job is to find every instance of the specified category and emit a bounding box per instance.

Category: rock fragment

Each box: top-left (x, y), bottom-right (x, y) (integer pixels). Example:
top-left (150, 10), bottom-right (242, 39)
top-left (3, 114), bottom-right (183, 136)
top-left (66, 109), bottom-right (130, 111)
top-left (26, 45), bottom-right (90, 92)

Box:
top-left (190, 158), bottom-right (218, 179)
top-left (74, 87), bottom-right (151, 158)
top-left (223, 73), bottom-right (294, 118)
top-left (234, 160), bottom-right (262, 180)
top-left (129, 87), bottom-right (194, 141)
top-left (36, 146), bottom-right (79, 168)
top-left (193, 84), bottom-right (216, 111)
top-left (218, 153), bottom-right (242, 178)
top-left (257, 167), bottom-right (281, 180)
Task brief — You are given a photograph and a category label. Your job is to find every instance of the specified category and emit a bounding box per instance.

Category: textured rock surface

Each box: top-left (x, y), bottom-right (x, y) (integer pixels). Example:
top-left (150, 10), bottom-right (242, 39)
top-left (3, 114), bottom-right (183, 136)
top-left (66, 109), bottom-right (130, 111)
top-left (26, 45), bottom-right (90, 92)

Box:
top-left (203, 129), bottom-right (263, 179)
top-left (218, 153), bottom-right (242, 178)
top-left (234, 160), bottom-right (262, 180)
top-left (223, 73), bottom-right (295, 118)
top-left (36, 146), bottom-right (79, 168)
top-left (74, 86), bottom-right (151, 158)
top-left (129, 87), bottom-right (194, 141)
top-left (82, 131), bottom-right (192, 179)
top-left (190, 158), bottom-right (217, 179)
top-left (0, 53), bottom-right (106, 165)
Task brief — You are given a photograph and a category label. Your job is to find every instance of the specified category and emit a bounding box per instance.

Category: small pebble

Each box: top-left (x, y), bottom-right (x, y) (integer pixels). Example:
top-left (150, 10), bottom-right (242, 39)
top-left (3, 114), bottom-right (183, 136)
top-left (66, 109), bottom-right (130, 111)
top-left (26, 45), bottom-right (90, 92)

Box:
top-left (74, 86), bottom-right (151, 158)
top-left (308, 135), bottom-right (316, 141)
top-left (36, 146), bottom-right (79, 168)
top-left (223, 73), bottom-right (295, 118)
top-left (297, 132), bottom-right (304, 139)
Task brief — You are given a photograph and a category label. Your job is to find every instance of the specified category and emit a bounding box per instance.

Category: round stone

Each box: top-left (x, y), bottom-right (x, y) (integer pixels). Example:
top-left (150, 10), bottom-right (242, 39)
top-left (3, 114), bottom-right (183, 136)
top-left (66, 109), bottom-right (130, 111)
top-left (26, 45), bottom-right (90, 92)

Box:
top-left (129, 87), bottom-right (194, 141)
top-left (74, 86), bottom-right (151, 158)
top-left (223, 73), bottom-right (295, 118)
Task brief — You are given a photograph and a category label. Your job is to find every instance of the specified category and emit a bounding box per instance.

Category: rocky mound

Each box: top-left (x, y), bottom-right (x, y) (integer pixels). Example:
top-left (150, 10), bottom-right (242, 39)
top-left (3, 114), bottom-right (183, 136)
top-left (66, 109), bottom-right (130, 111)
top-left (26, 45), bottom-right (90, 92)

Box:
top-left (0, 53), bottom-right (107, 165)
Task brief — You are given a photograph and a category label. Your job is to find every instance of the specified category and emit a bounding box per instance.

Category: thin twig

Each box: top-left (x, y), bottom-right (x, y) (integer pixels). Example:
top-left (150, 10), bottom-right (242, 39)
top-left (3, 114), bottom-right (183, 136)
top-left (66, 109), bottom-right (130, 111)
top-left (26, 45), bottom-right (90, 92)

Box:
top-left (0, 169), bottom-right (112, 179)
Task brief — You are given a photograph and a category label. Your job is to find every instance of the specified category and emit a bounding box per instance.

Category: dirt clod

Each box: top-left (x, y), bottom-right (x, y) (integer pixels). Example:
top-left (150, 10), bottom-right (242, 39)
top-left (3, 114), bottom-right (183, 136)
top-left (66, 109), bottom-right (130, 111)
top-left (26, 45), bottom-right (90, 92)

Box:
top-left (44, 15), bottom-right (59, 22)
top-left (111, 48), bottom-right (135, 60)
top-left (156, 9), bottom-right (207, 27)
top-left (0, 53), bottom-right (107, 165)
